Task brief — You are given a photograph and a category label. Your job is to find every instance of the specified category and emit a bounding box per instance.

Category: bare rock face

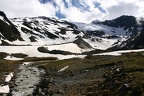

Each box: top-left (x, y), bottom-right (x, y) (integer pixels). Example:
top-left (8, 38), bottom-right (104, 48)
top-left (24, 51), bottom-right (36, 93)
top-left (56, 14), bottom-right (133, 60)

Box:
top-left (0, 11), bottom-right (24, 42)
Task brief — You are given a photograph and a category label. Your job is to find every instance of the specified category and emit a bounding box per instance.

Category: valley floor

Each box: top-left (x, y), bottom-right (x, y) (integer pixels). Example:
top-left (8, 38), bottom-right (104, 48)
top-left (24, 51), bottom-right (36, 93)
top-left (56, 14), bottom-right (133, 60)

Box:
top-left (0, 49), bottom-right (144, 96)
top-left (33, 52), bottom-right (144, 96)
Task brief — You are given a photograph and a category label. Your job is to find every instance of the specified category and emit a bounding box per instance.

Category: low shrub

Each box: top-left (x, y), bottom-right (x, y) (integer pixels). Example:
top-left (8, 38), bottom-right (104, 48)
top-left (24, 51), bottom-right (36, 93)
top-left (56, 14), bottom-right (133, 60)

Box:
top-left (11, 53), bottom-right (28, 58)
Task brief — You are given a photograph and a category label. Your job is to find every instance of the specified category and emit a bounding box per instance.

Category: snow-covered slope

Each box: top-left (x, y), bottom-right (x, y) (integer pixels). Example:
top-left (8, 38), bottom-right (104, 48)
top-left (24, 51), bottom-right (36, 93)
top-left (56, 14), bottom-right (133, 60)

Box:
top-left (1, 11), bottom-right (144, 52)
top-left (0, 46), bottom-right (85, 60)
top-left (0, 11), bottom-right (121, 51)
top-left (73, 22), bottom-right (127, 50)
top-left (74, 15), bottom-right (144, 50)
top-left (9, 17), bottom-right (79, 45)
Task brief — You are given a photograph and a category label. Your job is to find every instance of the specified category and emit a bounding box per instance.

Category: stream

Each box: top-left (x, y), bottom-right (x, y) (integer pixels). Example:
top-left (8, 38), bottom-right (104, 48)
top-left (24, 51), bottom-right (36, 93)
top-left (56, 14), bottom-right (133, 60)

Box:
top-left (11, 62), bottom-right (45, 96)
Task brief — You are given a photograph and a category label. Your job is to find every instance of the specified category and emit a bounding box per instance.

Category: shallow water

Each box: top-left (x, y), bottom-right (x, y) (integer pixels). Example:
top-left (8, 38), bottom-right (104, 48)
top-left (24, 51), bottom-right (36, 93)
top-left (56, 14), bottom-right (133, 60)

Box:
top-left (12, 62), bottom-right (45, 96)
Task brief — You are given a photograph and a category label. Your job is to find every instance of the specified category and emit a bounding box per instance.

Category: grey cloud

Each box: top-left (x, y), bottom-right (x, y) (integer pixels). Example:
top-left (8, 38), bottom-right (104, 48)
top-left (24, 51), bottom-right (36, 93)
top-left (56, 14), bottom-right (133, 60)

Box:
top-left (105, 2), bottom-right (139, 20)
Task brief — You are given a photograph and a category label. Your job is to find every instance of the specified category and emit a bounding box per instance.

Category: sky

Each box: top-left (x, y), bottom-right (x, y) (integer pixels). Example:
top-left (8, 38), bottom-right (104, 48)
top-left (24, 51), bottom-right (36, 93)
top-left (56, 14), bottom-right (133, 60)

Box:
top-left (0, 0), bottom-right (144, 23)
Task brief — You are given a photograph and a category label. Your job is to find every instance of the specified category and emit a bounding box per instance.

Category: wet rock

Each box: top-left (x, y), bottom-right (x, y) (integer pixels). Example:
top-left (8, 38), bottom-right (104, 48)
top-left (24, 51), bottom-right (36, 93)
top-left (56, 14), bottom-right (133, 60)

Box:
top-left (119, 84), bottom-right (130, 94)
top-left (42, 88), bottom-right (48, 95)
top-left (48, 88), bottom-right (54, 96)
top-left (37, 92), bottom-right (45, 96)
top-left (38, 87), bottom-right (42, 93)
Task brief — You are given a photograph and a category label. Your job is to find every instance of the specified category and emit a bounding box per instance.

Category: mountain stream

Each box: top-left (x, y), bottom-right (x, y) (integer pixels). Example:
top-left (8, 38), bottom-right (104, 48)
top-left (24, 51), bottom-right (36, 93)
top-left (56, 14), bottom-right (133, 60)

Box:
top-left (11, 62), bottom-right (45, 96)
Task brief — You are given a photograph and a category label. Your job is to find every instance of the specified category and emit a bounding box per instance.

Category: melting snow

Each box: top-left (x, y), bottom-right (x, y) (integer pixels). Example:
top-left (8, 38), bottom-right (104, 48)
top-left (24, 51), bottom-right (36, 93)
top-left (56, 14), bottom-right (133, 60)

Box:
top-left (96, 49), bottom-right (144, 56)
top-left (58, 66), bottom-right (69, 72)
top-left (0, 46), bottom-right (86, 60)
top-left (4, 56), bottom-right (24, 60)
top-left (5, 72), bottom-right (14, 82)
top-left (47, 43), bottom-right (88, 53)
top-left (0, 72), bottom-right (14, 94)
top-left (0, 85), bottom-right (10, 93)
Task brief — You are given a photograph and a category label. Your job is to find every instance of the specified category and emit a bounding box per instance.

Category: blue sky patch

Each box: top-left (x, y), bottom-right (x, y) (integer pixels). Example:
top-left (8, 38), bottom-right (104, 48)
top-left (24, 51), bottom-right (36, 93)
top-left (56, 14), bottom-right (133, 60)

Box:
top-left (94, 1), bottom-right (106, 13)
top-left (56, 11), bottom-right (66, 19)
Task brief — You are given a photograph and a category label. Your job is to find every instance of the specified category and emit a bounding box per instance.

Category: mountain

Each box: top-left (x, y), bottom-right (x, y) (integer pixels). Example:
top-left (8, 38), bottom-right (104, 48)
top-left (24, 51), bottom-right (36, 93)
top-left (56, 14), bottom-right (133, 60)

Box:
top-left (0, 12), bottom-right (77, 45)
top-left (74, 15), bottom-right (144, 50)
top-left (0, 11), bottom-right (23, 42)
top-left (0, 11), bottom-right (118, 51)
top-left (100, 16), bottom-right (144, 50)
top-left (1, 11), bottom-right (144, 53)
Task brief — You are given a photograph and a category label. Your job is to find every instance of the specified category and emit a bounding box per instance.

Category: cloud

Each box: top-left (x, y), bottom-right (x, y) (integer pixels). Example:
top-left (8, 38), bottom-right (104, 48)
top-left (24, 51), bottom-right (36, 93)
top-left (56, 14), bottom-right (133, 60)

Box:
top-left (62, 6), bottom-right (104, 23)
top-left (104, 1), bottom-right (140, 20)
top-left (0, 0), bottom-right (56, 18)
top-left (0, 0), bottom-right (144, 23)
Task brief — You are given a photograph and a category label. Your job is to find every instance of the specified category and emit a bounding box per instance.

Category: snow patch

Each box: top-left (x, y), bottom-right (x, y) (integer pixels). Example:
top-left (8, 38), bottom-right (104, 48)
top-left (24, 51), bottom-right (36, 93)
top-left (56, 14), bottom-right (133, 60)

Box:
top-left (0, 85), bottom-right (10, 93)
top-left (0, 72), bottom-right (14, 94)
top-left (5, 72), bottom-right (14, 82)
top-left (47, 43), bottom-right (89, 53)
top-left (4, 56), bottom-right (24, 60)
top-left (0, 46), bottom-right (86, 60)
top-left (58, 66), bottom-right (69, 72)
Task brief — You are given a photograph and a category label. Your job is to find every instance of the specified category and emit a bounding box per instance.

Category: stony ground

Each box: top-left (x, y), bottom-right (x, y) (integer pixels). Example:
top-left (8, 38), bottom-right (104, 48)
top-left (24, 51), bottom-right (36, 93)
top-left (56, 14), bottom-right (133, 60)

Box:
top-left (0, 52), bottom-right (144, 96)
top-left (32, 52), bottom-right (144, 96)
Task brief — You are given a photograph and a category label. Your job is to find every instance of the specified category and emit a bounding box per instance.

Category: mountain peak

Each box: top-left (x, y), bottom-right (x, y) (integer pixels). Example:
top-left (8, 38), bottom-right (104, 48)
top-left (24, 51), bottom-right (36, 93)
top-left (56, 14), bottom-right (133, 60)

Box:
top-left (0, 11), bottom-right (6, 17)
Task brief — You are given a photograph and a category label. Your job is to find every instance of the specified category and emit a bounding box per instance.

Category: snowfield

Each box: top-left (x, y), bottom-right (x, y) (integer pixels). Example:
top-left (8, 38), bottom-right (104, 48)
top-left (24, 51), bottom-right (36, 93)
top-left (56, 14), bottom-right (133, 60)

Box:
top-left (96, 49), bottom-right (144, 56)
top-left (84, 38), bottom-right (117, 50)
top-left (0, 45), bottom-right (86, 60)
top-left (7, 17), bottom-right (79, 46)
top-left (74, 22), bottom-right (127, 36)
top-left (46, 43), bottom-right (92, 53)
top-left (0, 45), bottom-right (144, 61)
